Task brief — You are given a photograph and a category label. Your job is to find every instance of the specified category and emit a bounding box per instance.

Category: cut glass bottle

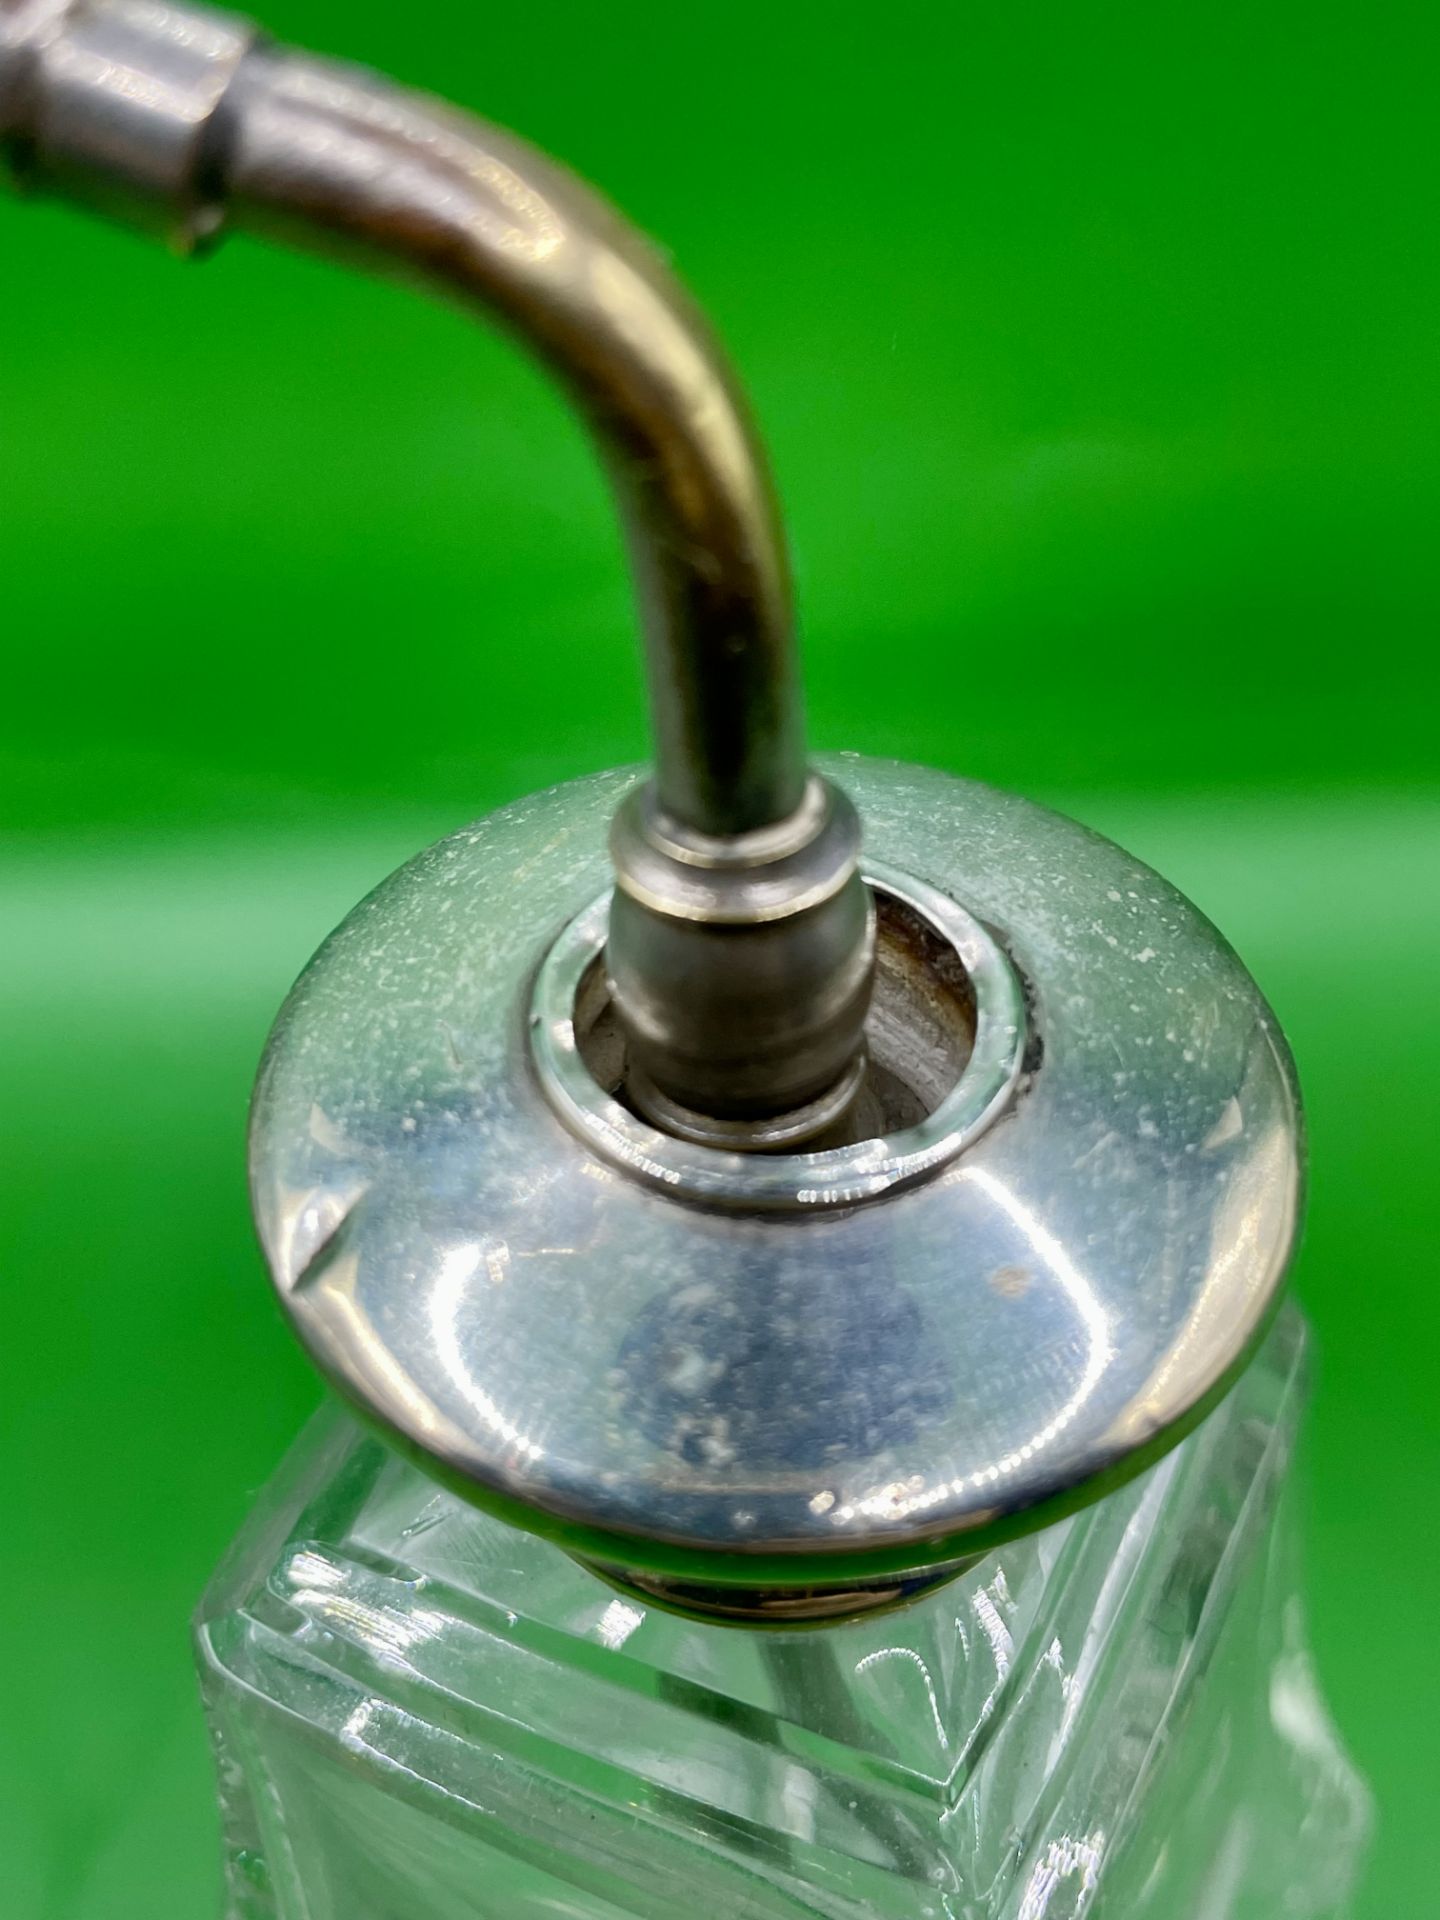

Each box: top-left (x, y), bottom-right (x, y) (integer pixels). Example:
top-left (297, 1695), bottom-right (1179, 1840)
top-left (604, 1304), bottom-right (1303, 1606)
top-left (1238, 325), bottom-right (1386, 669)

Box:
top-left (196, 1305), bottom-right (1369, 1920)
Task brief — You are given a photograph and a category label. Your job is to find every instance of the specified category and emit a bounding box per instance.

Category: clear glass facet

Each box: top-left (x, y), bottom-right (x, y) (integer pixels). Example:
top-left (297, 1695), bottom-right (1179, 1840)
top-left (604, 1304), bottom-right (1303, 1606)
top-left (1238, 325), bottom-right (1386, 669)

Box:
top-left (196, 1307), bottom-right (1369, 1919)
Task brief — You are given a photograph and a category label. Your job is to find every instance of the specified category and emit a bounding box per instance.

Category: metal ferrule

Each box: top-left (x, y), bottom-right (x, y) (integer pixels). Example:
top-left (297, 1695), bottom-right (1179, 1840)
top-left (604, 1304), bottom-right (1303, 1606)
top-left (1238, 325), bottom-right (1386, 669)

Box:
top-left (608, 774), bottom-right (876, 1131)
top-left (0, 0), bottom-right (254, 241)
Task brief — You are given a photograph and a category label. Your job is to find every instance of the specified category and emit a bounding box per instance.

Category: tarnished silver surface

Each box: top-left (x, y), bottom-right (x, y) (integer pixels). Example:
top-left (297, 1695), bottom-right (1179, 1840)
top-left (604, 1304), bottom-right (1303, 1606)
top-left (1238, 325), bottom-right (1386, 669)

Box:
top-left (2, 0), bottom-right (1305, 1609)
top-left (250, 756), bottom-right (1302, 1590)
top-left (0, 0), bottom-right (875, 1131)
top-left (606, 775), bottom-right (877, 1132)
top-left (586, 1555), bottom-right (983, 1626)
top-left (536, 859), bottom-right (1026, 1207)
top-left (0, 0), bottom-right (255, 243)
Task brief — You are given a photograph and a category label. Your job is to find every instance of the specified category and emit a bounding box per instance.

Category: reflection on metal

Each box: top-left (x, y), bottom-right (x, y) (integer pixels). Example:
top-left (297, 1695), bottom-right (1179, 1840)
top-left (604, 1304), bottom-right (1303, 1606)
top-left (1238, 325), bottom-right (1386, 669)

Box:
top-left (246, 759), bottom-right (1302, 1614)
top-left (531, 859), bottom-right (1027, 1210)
top-left (432, 1245), bottom-right (544, 1467)
top-left (2, 3), bottom-right (1305, 1622)
top-left (829, 1166), bottom-right (1116, 1526)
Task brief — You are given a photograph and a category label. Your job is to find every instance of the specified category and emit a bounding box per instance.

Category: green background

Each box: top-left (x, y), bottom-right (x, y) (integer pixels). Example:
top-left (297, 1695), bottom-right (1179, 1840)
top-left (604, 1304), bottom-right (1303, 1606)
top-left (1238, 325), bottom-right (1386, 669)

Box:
top-left (2, 1), bottom-right (1435, 1912)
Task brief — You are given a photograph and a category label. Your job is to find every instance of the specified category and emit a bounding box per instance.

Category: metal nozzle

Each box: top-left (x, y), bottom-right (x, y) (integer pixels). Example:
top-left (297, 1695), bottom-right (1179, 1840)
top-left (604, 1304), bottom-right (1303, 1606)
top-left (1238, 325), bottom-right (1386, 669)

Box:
top-left (0, 0), bottom-right (873, 1137)
top-left (608, 774), bottom-right (874, 1139)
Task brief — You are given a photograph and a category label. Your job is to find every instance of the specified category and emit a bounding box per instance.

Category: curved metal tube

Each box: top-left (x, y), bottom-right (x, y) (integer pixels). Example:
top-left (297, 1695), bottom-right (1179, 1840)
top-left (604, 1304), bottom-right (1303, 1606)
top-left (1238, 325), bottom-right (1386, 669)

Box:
top-left (0, 0), bottom-right (801, 836)
top-left (0, 0), bottom-right (874, 1130)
